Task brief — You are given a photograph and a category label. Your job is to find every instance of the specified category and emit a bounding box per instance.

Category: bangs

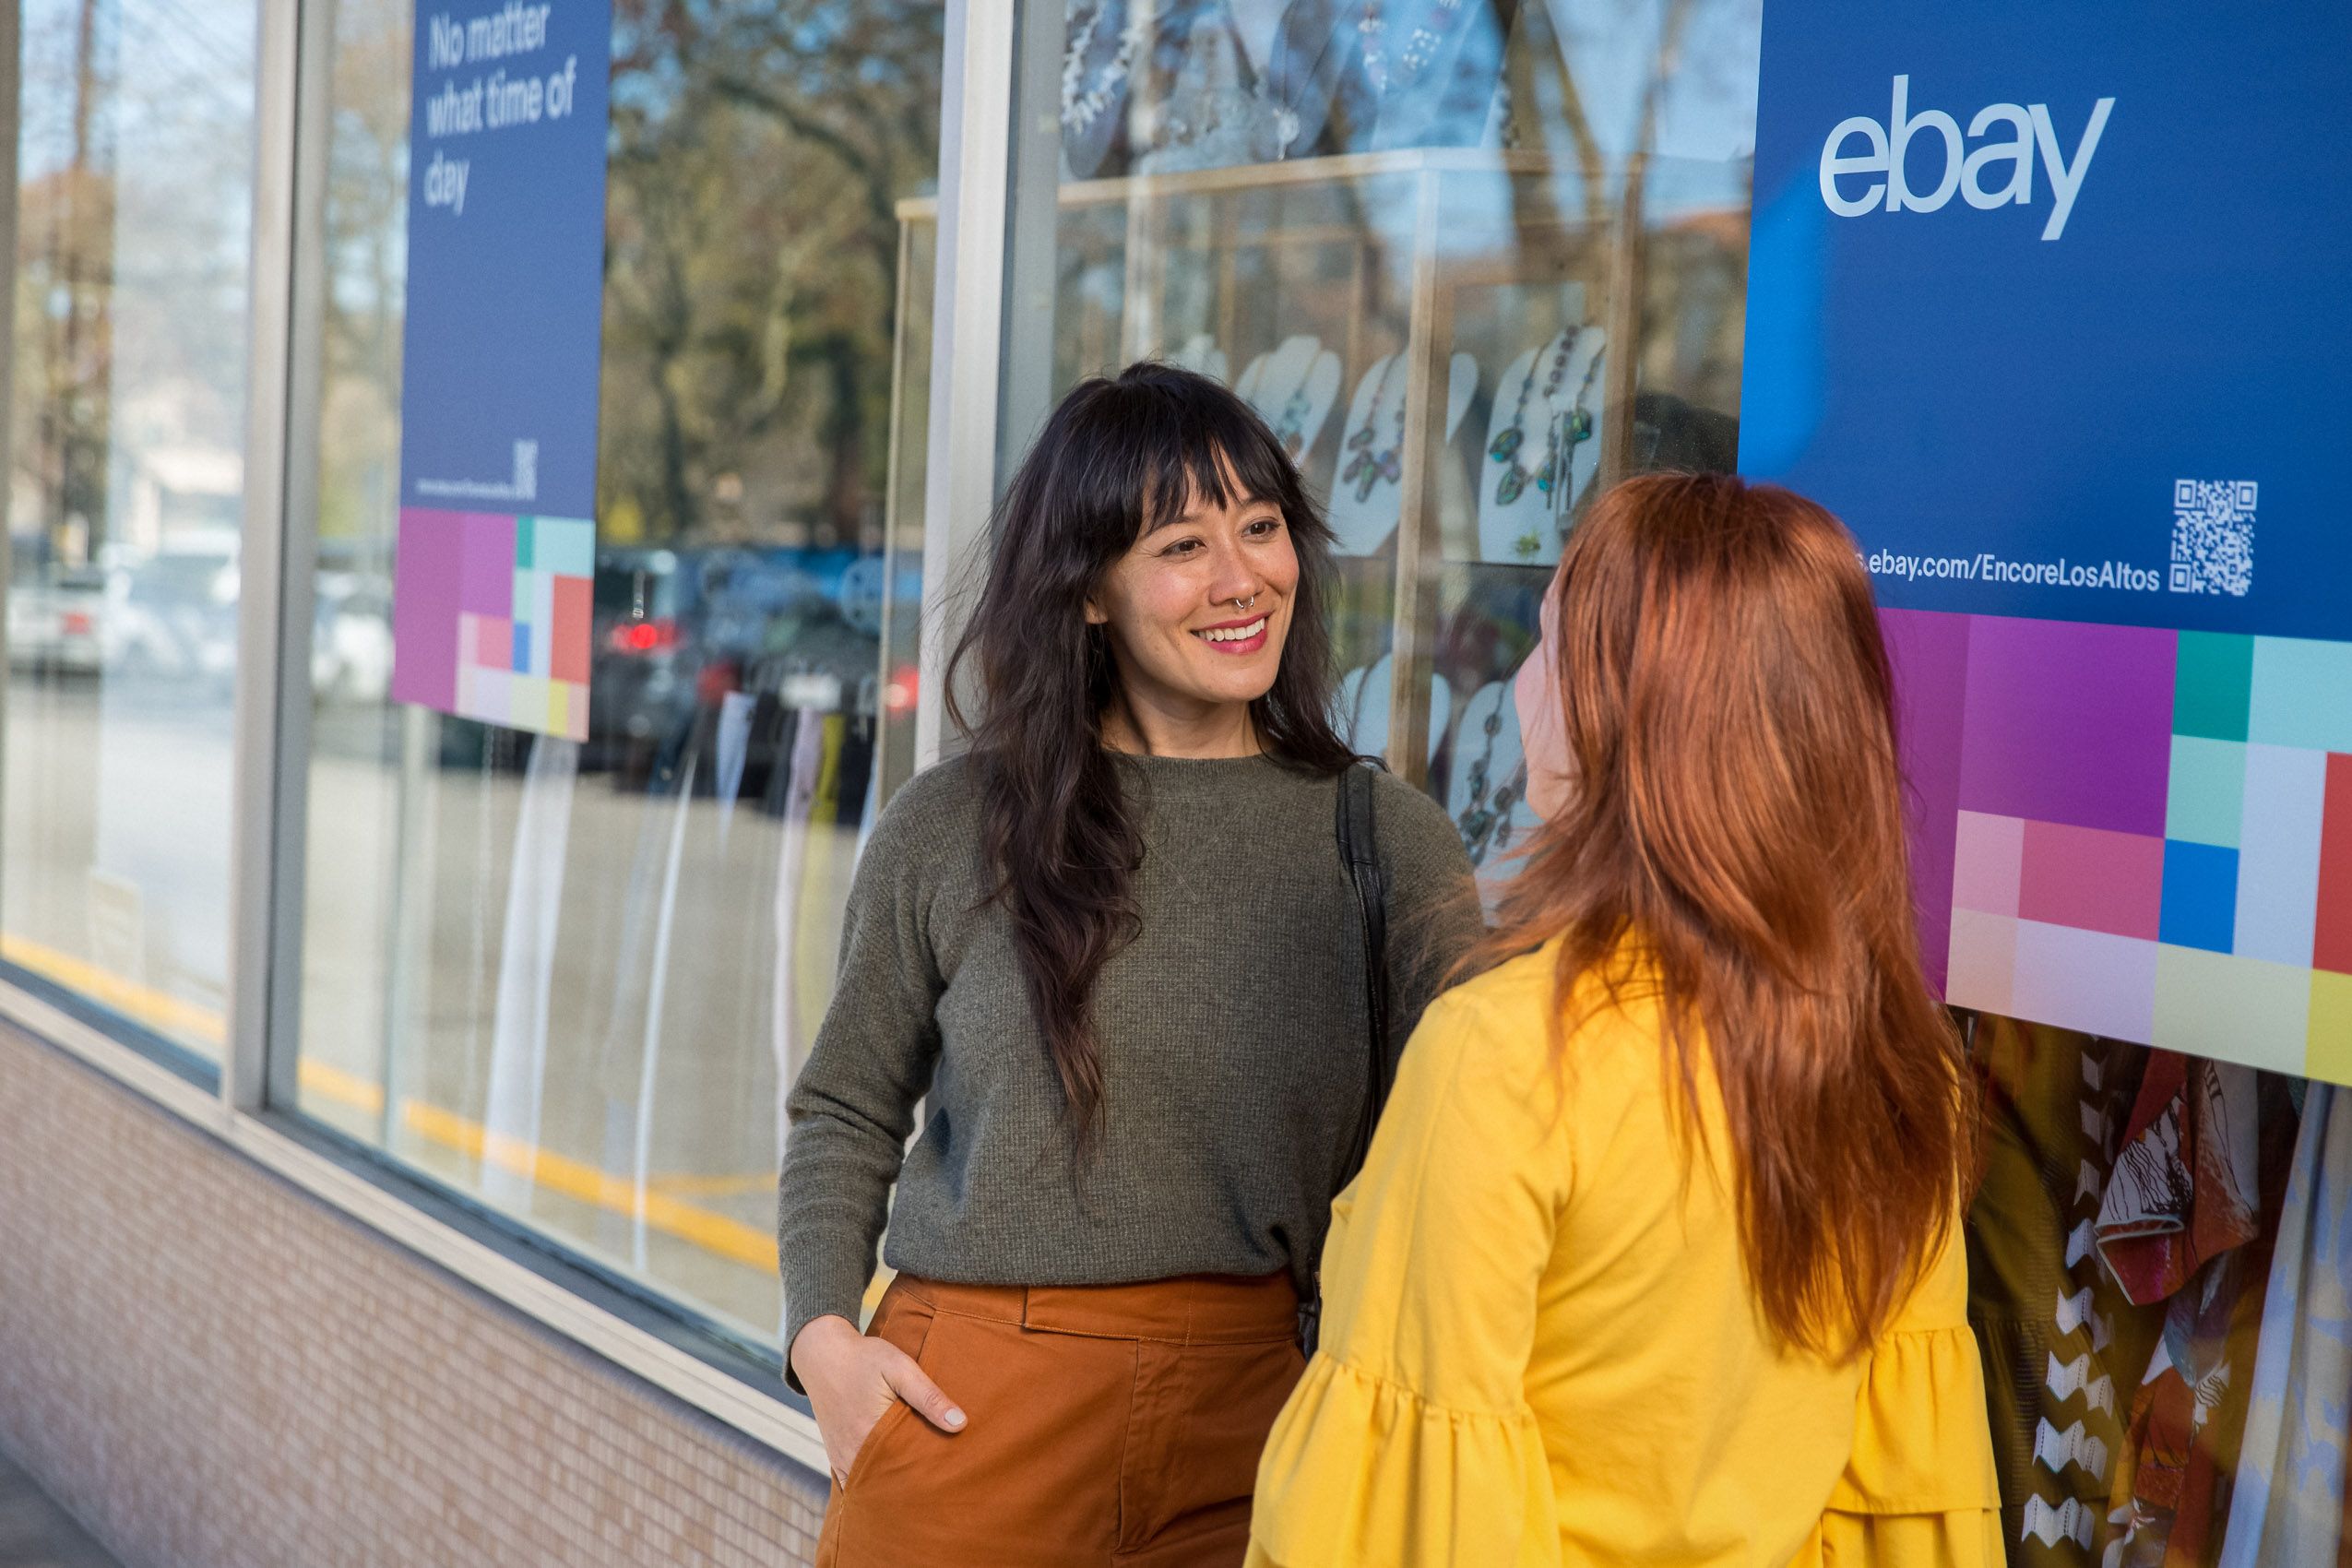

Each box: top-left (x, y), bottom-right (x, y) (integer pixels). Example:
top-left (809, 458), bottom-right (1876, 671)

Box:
top-left (1065, 368), bottom-right (1301, 540)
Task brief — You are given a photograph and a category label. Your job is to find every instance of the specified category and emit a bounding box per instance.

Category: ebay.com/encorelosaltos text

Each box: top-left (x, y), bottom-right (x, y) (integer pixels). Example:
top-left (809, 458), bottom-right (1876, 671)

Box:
top-left (1863, 551), bottom-right (2164, 593)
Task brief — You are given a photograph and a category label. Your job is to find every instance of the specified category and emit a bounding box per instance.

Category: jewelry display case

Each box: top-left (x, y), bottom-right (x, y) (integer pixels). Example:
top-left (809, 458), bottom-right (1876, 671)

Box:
top-left (893, 144), bottom-right (1745, 874)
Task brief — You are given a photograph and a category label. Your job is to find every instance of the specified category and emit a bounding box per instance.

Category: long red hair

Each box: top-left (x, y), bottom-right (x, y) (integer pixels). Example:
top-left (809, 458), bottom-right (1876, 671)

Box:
top-left (1491, 472), bottom-right (1976, 1356)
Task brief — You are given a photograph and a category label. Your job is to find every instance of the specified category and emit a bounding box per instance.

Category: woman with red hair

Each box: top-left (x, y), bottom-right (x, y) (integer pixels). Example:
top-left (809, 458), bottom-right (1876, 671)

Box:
top-left (1246, 473), bottom-right (2001, 1566)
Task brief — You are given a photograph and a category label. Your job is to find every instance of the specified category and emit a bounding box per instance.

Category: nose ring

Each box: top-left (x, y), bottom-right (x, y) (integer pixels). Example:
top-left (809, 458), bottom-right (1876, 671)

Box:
top-left (1233, 595), bottom-right (1257, 612)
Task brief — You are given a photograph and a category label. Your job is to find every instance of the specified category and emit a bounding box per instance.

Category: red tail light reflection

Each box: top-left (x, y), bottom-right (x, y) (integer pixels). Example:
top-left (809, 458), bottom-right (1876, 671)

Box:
top-left (608, 617), bottom-right (679, 654)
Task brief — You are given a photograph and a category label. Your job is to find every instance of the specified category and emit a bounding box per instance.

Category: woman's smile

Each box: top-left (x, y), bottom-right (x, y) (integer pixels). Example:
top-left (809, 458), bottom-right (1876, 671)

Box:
top-left (1194, 613), bottom-right (1270, 655)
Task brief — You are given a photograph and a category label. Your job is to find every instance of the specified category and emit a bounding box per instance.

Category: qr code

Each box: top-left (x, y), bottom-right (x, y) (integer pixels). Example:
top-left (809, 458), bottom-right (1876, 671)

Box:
top-left (2169, 480), bottom-right (2255, 597)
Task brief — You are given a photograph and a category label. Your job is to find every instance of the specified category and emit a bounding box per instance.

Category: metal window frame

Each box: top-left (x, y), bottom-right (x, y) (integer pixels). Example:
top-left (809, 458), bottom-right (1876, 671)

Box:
top-left (0, 0), bottom-right (1022, 1474)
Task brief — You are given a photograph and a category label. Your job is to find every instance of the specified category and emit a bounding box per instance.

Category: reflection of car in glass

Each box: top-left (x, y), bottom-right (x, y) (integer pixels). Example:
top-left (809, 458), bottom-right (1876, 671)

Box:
top-left (313, 573), bottom-right (394, 705)
top-left (6, 565), bottom-right (108, 674)
top-left (573, 543), bottom-right (899, 790)
top-left (586, 548), bottom-right (700, 775)
top-left (101, 540), bottom-right (240, 691)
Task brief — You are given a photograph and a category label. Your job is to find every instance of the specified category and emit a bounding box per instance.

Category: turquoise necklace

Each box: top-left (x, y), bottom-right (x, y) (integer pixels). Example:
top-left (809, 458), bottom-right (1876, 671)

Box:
top-left (1340, 356), bottom-right (1406, 503)
top-left (1489, 329), bottom-right (1576, 505)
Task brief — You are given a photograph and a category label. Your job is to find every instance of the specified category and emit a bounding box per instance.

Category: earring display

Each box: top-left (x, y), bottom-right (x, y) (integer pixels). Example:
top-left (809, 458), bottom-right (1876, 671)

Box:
top-left (1235, 334), bottom-right (1344, 461)
top-left (1475, 318), bottom-right (1606, 565)
top-left (1365, 0), bottom-right (1508, 152)
top-left (1055, 0), bottom-right (1511, 181)
top-left (1327, 350), bottom-right (1480, 556)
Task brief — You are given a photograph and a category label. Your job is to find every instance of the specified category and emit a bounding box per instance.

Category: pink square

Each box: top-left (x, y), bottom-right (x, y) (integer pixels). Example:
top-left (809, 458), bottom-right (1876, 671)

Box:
top-left (475, 616), bottom-right (514, 671)
top-left (2019, 820), bottom-right (2166, 940)
top-left (1952, 812), bottom-right (2025, 917)
top-left (1946, 909), bottom-right (2018, 1014)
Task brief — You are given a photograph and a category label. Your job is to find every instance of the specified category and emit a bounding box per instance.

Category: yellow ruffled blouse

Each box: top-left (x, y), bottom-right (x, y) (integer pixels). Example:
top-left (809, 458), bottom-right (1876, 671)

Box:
top-left (1247, 942), bottom-right (2002, 1568)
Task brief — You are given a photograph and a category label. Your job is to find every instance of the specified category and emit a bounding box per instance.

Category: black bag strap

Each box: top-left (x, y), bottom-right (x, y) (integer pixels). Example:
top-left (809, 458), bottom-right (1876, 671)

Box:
top-left (1302, 758), bottom-right (1393, 1359)
top-left (1335, 756), bottom-right (1393, 1184)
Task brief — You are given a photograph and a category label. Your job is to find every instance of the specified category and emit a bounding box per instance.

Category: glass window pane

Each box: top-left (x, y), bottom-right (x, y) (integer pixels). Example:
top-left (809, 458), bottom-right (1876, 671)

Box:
top-left (999, 0), bottom-right (1759, 890)
top-left (4, 0), bottom-right (256, 1067)
top-left (295, 0), bottom-right (943, 1346)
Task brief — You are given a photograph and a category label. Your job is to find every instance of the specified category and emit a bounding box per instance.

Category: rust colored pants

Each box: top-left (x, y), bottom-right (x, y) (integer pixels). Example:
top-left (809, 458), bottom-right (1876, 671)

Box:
top-left (814, 1271), bottom-right (1305, 1568)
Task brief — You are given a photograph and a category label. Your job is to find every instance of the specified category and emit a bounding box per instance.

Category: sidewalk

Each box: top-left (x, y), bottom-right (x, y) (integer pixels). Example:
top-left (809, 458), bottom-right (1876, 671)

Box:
top-left (0, 1451), bottom-right (123, 1568)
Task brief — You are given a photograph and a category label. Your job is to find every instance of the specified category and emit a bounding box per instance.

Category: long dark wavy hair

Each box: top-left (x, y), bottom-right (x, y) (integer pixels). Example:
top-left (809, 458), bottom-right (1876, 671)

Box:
top-left (946, 362), bottom-right (1356, 1142)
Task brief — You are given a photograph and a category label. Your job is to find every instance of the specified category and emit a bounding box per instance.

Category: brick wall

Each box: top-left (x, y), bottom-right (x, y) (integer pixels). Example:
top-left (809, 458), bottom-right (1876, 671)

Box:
top-left (0, 1021), bottom-right (830, 1568)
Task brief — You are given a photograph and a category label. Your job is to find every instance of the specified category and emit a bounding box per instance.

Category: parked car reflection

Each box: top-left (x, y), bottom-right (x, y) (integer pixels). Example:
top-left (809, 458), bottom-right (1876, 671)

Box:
top-left (100, 538), bottom-right (241, 695)
top-left (312, 573), bottom-right (394, 706)
top-left (6, 564), bottom-right (108, 675)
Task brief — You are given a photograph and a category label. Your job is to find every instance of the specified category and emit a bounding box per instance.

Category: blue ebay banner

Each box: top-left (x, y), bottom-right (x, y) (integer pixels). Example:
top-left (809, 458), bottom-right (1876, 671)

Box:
top-left (1740, 2), bottom-right (2352, 1081)
top-left (1740, 1), bottom-right (2352, 644)
top-left (397, 0), bottom-right (611, 519)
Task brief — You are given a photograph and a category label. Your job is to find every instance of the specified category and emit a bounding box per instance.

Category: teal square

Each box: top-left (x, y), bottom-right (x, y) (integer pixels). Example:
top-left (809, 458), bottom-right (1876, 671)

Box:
top-left (515, 513), bottom-right (537, 570)
top-left (532, 516), bottom-right (595, 579)
top-left (2249, 636), bottom-right (2352, 754)
top-left (2166, 735), bottom-right (2246, 848)
top-left (2174, 631), bottom-right (2253, 742)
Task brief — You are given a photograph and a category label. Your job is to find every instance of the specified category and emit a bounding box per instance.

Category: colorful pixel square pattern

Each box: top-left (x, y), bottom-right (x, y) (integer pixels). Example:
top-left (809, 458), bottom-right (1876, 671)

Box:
top-left (1889, 611), bottom-right (2352, 1084)
top-left (390, 507), bottom-right (592, 742)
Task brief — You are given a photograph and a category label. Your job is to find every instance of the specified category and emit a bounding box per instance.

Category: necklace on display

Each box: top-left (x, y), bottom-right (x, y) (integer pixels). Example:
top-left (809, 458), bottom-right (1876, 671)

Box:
top-left (1509, 345), bottom-right (1603, 559)
top-left (1275, 390), bottom-right (1313, 457)
top-left (1253, 340), bottom-right (1324, 458)
top-left (1490, 328), bottom-right (1575, 507)
top-left (1061, 0), bottom-right (1142, 134)
top-left (1452, 706), bottom-right (1523, 866)
top-left (1340, 356), bottom-right (1407, 503)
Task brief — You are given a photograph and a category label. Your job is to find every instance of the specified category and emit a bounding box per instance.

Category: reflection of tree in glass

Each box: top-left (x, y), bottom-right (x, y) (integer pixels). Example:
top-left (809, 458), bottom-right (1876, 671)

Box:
top-left (598, 0), bottom-right (944, 552)
top-left (320, 0), bottom-right (414, 559)
top-left (13, 0), bottom-right (260, 568)
top-left (1496, 0), bottom-right (1758, 476)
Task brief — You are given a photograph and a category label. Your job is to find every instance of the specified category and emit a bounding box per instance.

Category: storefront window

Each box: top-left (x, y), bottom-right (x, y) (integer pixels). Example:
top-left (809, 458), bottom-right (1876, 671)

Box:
top-left (996, 5), bottom-right (2348, 1563)
top-left (3, 0), bottom-right (256, 1067)
top-left (993, 0), bottom-right (1754, 867)
top-left (292, 0), bottom-right (943, 1346)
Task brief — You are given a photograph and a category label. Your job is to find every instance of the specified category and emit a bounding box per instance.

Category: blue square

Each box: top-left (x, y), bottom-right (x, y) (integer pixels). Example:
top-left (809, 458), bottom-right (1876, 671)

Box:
top-left (511, 622), bottom-right (532, 675)
top-left (2160, 840), bottom-right (2239, 953)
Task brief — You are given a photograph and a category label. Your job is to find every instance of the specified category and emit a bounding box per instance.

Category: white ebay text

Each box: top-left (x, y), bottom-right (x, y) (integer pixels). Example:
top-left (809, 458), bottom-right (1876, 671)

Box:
top-left (1820, 76), bottom-right (2116, 241)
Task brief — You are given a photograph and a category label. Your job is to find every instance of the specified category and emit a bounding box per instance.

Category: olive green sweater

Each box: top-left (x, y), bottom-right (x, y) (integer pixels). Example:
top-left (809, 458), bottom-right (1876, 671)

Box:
top-left (778, 751), bottom-right (1480, 1377)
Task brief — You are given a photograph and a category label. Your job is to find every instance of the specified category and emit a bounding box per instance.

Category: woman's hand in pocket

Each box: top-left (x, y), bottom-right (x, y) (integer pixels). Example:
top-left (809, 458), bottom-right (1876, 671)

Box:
top-left (790, 1313), bottom-right (968, 1485)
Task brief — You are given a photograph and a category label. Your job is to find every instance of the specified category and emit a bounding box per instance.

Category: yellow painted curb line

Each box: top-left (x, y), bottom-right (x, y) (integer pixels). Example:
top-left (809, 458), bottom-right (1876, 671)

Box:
top-left (2, 933), bottom-right (778, 1274)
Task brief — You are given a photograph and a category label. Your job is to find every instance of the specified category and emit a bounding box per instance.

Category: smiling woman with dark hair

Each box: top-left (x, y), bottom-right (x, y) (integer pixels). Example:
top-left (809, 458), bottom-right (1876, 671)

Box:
top-left (778, 362), bottom-right (1479, 1568)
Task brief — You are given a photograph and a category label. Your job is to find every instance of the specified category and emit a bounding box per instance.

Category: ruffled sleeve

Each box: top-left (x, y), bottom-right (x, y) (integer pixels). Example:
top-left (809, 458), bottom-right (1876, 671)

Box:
top-left (1245, 990), bottom-right (1569, 1568)
top-left (1816, 1230), bottom-right (2004, 1568)
top-left (1248, 1357), bottom-right (1558, 1568)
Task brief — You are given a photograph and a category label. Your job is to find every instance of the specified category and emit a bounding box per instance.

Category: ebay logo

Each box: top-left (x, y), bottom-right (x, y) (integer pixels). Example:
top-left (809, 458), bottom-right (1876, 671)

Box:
top-left (1819, 76), bottom-right (2117, 241)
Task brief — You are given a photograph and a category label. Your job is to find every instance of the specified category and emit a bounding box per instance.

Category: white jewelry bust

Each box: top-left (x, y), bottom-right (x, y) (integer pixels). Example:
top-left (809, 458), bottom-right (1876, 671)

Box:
top-left (1336, 649), bottom-right (1450, 766)
top-left (1443, 673), bottom-right (1540, 873)
top-left (1235, 335), bottom-right (1344, 464)
top-left (1472, 309), bottom-right (1607, 565)
top-left (1327, 351), bottom-right (1480, 556)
